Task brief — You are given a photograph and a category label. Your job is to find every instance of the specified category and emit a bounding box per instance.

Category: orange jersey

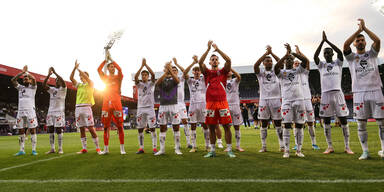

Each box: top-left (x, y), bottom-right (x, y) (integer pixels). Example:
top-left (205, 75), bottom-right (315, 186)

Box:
top-left (98, 61), bottom-right (123, 102)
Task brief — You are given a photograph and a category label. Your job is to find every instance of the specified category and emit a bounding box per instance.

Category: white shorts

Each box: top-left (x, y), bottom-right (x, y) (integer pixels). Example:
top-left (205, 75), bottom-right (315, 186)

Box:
top-left (16, 110), bottom-right (38, 129)
top-left (46, 111), bottom-right (65, 127)
top-left (178, 102), bottom-right (188, 119)
top-left (229, 104), bottom-right (243, 126)
top-left (75, 106), bottom-right (94, 128)
top-left (158, 104), bottom-right (181, 125)
top-left (189, 102), bottom-right (206, 124)
top-left (137, 107), bottom-right (156, 129)
top-left (281, 100), bottom-right (306, 124)
top-left (258, 98), bottom-right (282, 120)
top-left (320, 90), bottom-right (349, 118)
top-left (304, 99), bottom-right (315, 122)
top-left (353, 90), bottom-right (384, 119)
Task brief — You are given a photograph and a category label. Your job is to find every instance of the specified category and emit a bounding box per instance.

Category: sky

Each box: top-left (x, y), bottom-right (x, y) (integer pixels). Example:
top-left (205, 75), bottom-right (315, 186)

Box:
top-left (0, 0), bottom-right (383, 97)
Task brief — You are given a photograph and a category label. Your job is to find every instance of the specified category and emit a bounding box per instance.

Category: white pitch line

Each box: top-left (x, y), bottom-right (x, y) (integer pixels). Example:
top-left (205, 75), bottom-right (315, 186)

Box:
top-left (0, 179), bottom-right (384, 183)
top-left (0, 152), bottom-right (79, 173)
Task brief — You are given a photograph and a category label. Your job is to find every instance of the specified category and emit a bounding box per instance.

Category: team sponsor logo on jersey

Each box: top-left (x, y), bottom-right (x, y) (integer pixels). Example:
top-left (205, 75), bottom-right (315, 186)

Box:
top-left (287, 73), bottom-right (295, 82)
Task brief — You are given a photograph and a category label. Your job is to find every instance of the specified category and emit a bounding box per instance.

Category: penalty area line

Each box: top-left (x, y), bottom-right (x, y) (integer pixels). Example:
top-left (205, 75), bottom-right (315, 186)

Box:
top-left (0, 179), bottom-right (384, 183)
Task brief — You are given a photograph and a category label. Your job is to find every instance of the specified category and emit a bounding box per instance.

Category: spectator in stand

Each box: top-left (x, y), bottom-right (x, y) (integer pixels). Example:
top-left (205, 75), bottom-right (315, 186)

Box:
top-left (241, 104), bottom-right (250, 127)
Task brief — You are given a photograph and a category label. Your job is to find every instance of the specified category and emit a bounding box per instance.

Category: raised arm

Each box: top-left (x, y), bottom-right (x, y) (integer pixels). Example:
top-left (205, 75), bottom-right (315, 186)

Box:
top-left (232, 68), bottom-right (241, 82)
top-left (268, 45), bottom-right (280, 62)
top-left (172, 58), bottom-right (185, 73)
top-left (314, 33), bottom-right (325, 65)
top-left (135, 59), bottom-right (145, 85)
top-left (294, 45), bottom-right (310, 70)
top-left (97, 60), bottom-right (106, 80)
top-left (78, 69), bottom-right (93, 87)
top-left (43, 67), bottom-right (53, 91)
top-left (344, 19), bottom-right (363, 55)
top-left (143, 59), bottom-right (156, 83)
top-left (51, 67), bottom-right (66, 88)
top-left (167, 63), bottom-right (180, 84)
top-left (155, 62), bottom-right (173, 86)
top-left (198, 41), bottom-right (212, 74)
top-left (360, 18), bottom-right (381, 52)
top-left (212, 43), bottom-right (231, 72)
top-left (323, 31), bottom-right (343, 62)
top-left (70, 60), bottom-right (79, 86)
top-left (11, 65), bottom-right (27, 87)
top-left (183, 55), bottom-right (198, 79)
top-left (254, 46), bottom-right (270, 74)
top-left (275, 44), bottom-right (291, 75)
top-left (107, 51), bottom-right (123, 79)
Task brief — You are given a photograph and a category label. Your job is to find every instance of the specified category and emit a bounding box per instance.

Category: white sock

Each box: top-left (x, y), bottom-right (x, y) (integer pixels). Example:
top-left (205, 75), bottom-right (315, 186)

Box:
top-left (377, 120), bottom-right (384, 151)
top-left (217, 139), bottom-right (223, 144)
top-left (260, 127), bottom-right (268, 148)
top-left (183, 124), bottom-right (190, 146)
top-left (283, 128), bottom-right (290, 152)
top-left (31, 134), bottom-right (37, 151)
top-left (293, 128), bottom-right (297, 146)
top-left (58, 133), bottom-right (63, 151)
top-left (295, 128), bottom-right (303, 152)
top-left (341, 124), bottom-right (350, 149)
top-left (226, 143), bottom-right (232, 151)
top-left (191, 130), bottom-right (197, 148)
top-left (138, 132), bottom-right (144, 149)
top-left (19, 134), bottom-right (25, 152)
top-left (104, 145), bottom-right (109, 152)
top-left (120, 144), bottom-right (125, 152)
top-left (92, 137), bottom-right (99, 149)
top-left (308, 125), bottom-right (316, 145)
top-left (235, 129), bottom-right (241, 148)
top-left (81, 137), bottom-right (87, 149)
top-left (324, 124), bottom-right (332, 148)
top-left (49, 133), bottom-right (55, 150)
top-left (275, 126), bottom-right (283, 148)
top-left (210, 144), bottom-right (216, 152)
top-left (159, 132), bottom-right (166, 152)
top-left (174, 131), bottom-right (181, 150)
top-left (357, 121), bottom-right (368, 152)
top-left (203, 129), bottom-right (210, 148)
top-left (151, 131), bottom-right (157, 149)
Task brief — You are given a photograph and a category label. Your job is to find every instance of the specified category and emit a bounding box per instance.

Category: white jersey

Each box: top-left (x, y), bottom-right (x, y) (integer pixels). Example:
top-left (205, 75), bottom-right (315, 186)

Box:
top-left (226, 78), bottom-right (240, 105)
top-left (16, 84), bottom-right (37, 111)
top-left (256, 68), bottom-right (281, 99)
top-left (48, 86), bottom-right (67, 113)
top-left (177, 74), bottom-right (185, 103)
top-left (318, 59), bottom-right (343, 93)
top-left (187, 76), bottom-right (206, 104)
top-left (346, 47), bottom-right (382, 92)
top-left (300, 68), bottom-right (311, 100)
top-left (278, 65), bottom-right (305, 102)
top-left (137, 81), bottom-right (155, 108)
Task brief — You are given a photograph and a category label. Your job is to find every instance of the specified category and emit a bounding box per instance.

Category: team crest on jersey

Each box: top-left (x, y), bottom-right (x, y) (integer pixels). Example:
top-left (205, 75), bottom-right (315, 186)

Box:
top-left (266, 73), bottom-right (272, 81)
top-left (326, 65), bottom-right (333, 72)
top-left (53, 90), bottom-right (58, 97)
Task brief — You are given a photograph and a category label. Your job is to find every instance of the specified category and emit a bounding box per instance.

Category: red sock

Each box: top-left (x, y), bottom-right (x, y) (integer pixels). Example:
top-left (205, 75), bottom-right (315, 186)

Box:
top-left (118, 125), bottom-right (124, 145)
top-left (104, 128), bottom-right (110, 146)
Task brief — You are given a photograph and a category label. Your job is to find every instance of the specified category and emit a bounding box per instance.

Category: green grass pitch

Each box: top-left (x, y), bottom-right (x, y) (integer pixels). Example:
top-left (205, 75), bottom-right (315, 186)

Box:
top-left (1, 122), bottom-right (384, 192)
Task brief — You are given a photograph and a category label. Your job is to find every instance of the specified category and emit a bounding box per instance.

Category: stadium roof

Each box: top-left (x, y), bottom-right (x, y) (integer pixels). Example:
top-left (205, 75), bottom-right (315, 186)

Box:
top-left (0, 64), bottom-right (135, 103)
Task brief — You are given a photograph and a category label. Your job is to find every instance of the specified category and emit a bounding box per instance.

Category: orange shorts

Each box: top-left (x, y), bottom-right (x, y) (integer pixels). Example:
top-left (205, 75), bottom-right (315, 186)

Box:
top-left (205, 101), bottom-right (232, 125)
top-left (101, 99), bottom-right (123, 127)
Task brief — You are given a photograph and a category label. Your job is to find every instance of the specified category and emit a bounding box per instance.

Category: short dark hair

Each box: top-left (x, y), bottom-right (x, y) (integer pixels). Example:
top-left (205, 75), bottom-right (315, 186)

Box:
top-left (107, 62), bottom-right (114, 67)
top-left (141, 70), bottom-right (149, 75)
top-left (324, 47), bottom-right (333, 52)
top-left (264, 55), bottom-right (272, 60)
top-left (356, 34), bottom-right (365, 39)
top-left (84, 72), bottom-right (89, 77)
top-left (210, 54), bottom-right (218, 59)
top-left (172, 66), bottom-right (178, 71)
top-left (192, 66), bottom-right (200, 71)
